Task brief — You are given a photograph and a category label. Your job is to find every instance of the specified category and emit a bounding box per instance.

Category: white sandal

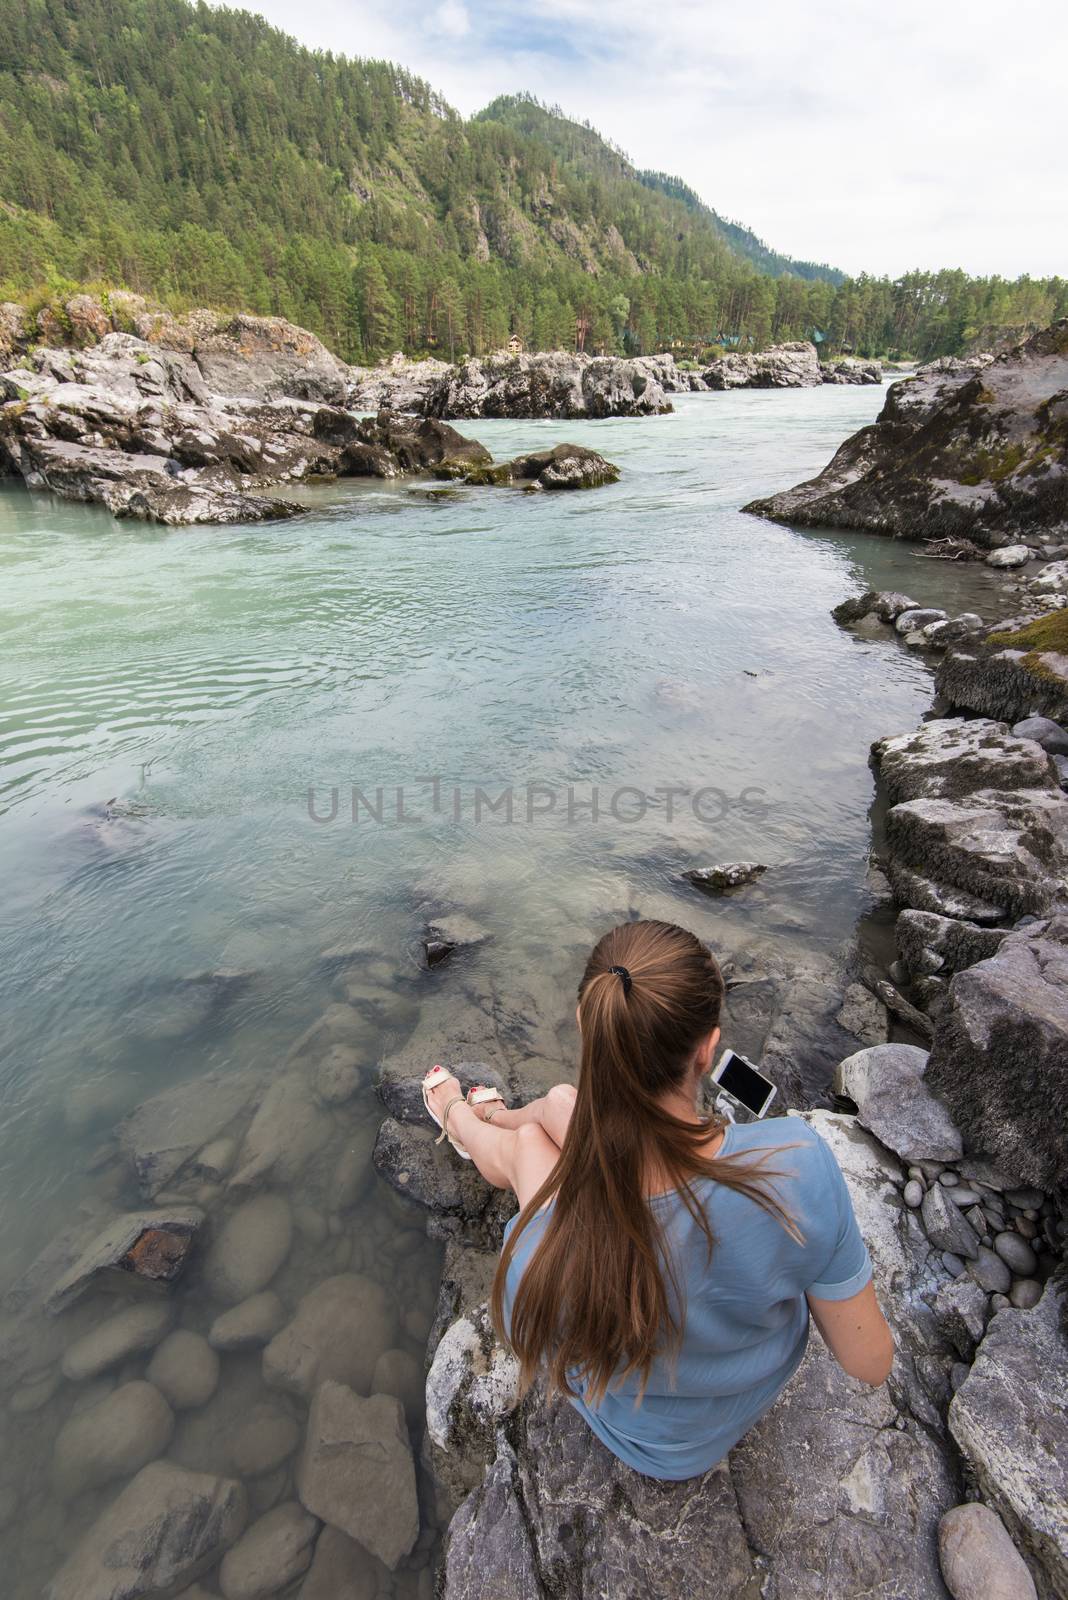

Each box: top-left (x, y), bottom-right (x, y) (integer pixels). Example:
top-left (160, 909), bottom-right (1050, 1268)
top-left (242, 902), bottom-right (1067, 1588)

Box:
top-left (422, 1065), bottom-right (472, 1159)
top-left (467, 1085), bottom-right (506, 1122)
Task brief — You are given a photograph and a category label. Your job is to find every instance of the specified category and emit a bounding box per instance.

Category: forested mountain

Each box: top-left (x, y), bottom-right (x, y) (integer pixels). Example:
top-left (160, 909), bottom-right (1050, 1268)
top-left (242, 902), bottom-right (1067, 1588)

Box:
top-left (1, 0), bottom-right (1065, 363)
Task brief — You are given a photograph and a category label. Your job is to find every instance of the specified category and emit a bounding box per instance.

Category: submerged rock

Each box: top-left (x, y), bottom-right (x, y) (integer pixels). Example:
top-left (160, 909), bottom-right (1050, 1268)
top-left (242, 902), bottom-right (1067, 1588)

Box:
top-left (298, 1525), bottom-right (381, 1600)
top-left (744, 323), bottom-right (1067, 547)
top-left (46, 1207), bottom-right (204, 1312)
top-left (45, 1459), bottom-right (247, 1600)
top-left (117, 1068), bottom-right (262, 1198)
top-left (61, 1300), bottom-right (174, 1381)
top-left (296, 1382), bottom-right (418, 1570)
top-left (263, 1274), bottom-right (395, 1398)
top-left (208, 1289), bottom-right (287, 1351)
top-left (203, 1194), bottom-right (293, 1304)
top-left (218, 1502), bottom-right (320, 1600)
top-left (230, 1402), bottom-right (302, 1478)
top-left (52, 1379), bottom-right (174, 1500)
top-left (146, 1329), bottom-right (220, 1410)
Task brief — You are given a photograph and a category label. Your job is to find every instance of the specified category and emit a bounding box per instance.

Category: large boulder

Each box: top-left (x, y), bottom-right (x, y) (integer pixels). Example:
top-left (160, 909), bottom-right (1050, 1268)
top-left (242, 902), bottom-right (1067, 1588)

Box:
top-left (937, 613), bottom-right (1068, 727)
top-left (136, 310), bottom-right (350, 403)
top-left (296, 1381), bottom-right (418, 1570)
top-left (442, 1388), bottom-right (760, 1600)
top-left (949, 1285), bottom-right (1067, 1596)
top-left (0, 340), bottom-right (616, 526)
top-left (744, 323), bottom-right (1068, 547)
top-left (821, 358), bottom-right (883, 385)
top-left (461, 442), bottom-right (620, 491)
top-left (925, 917), bottom-right (1068, 1191)
top-left (833, 1043), bottom-right (962, 1163)
top-left (895, 910), bottom-right (1010, 983)
top-left (348, 355), bottom-right (451, 414)
top-left (703, 341), bottom-right (822, 390)
top-left (871, 718), bottom-right (1056, 805)
top-left (727, 1111), bottom-right (958, 1600)
top-left (45, 1460), bottom-right (247, 1600)
top-left (884, 787), bottom-right (1068, 919)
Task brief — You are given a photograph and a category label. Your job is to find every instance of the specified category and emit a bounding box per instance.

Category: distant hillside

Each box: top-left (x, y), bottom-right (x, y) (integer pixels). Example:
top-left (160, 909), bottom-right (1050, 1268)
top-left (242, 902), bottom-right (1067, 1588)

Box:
top-left (0, 3), bottom-right (1064, 362)
top-left (477, 96), bottom-right (843, 285)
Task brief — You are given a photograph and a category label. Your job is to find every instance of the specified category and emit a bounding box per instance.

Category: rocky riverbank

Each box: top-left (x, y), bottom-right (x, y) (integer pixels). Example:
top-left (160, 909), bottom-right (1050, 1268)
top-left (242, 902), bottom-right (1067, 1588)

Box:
top-left (744, 321), bottom-right (1068, 547)
top-left (0, 323), bottom-right (619, 524)
top-left (375, 1053), bottom-right (1063, 1599)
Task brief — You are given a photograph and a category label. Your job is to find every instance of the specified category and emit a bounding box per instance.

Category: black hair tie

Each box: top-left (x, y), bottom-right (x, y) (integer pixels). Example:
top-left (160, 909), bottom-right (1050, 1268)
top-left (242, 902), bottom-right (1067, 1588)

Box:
top-left (609, 964), bottom-right (632, 996)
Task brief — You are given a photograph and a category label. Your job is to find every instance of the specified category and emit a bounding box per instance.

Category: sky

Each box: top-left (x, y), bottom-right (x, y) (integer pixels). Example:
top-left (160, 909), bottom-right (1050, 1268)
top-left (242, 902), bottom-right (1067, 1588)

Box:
top-left (244, 0), bottom-right (1067, 280)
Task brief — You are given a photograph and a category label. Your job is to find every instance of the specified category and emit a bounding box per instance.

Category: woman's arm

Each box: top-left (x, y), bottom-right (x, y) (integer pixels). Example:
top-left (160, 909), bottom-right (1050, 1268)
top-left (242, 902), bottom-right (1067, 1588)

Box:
top-left (806, 1281), bottom-right (895, 1385)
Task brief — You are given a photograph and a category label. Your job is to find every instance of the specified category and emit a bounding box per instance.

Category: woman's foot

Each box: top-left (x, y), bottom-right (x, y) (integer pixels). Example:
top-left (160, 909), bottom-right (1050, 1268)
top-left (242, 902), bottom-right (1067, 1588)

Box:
top-left (466, 1085), bottom-right (506, 1122)
top-left (424, 1069), bottom-right (464, 1128)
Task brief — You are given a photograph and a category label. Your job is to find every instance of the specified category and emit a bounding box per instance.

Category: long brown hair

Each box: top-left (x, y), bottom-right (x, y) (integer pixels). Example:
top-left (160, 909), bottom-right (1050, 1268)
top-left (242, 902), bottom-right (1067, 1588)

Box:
top-left (491, 920), bottom-right (800, 1404)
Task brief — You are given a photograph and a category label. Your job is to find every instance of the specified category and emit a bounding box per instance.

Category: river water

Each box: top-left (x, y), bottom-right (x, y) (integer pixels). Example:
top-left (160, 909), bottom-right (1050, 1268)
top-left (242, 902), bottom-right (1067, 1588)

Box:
top-left (0, 384), bottom-right (1009, 1593)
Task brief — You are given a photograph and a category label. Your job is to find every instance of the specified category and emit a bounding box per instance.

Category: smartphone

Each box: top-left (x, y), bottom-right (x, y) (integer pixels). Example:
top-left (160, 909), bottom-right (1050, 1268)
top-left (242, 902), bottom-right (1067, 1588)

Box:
top-left (711, 1049), bottom-right (777, 1119)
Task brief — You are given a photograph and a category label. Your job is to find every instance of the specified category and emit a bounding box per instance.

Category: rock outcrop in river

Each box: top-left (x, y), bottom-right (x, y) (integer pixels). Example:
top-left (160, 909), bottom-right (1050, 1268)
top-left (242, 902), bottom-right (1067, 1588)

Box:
top-left (0, 329), bottom-right (619, 524)
top-left (702, 339), bottom-right (823, 389)
top-left (744, 322), bottom-right (1068, 547)
top-left (357, 350), bottom-right (680, 419)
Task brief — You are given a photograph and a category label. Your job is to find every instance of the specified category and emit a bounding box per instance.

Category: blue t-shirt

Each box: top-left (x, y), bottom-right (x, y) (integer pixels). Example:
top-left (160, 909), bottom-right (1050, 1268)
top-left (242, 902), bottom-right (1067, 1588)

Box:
top-left (501, 1115), bottom-right (872, 1480)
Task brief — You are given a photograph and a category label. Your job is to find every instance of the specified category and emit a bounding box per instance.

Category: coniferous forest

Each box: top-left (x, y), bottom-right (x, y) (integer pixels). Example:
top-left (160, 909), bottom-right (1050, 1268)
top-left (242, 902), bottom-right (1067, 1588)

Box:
top-left (1, 0), bottom-right (1065, 363)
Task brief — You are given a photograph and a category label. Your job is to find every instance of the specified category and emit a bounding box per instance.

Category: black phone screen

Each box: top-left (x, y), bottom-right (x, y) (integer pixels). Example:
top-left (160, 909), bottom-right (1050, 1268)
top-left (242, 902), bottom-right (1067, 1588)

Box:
top-left (716, 1051), bottom-right (775, 1114)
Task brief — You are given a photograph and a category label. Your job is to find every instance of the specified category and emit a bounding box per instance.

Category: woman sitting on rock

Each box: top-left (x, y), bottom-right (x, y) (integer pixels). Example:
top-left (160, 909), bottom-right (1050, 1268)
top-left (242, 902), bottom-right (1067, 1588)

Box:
top-left (422, 918), bottom-right (893, 1479)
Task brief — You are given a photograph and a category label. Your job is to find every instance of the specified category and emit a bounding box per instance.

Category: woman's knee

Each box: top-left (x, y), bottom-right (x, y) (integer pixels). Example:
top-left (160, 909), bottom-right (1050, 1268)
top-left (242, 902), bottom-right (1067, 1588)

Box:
top-left (547, 1083), bottom-right (577, 1110)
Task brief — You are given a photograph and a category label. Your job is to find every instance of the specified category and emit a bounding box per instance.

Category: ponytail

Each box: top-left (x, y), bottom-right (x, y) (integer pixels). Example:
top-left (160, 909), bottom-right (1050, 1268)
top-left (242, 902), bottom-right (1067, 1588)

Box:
top-left (491, 920), bottom-right (800, 1404)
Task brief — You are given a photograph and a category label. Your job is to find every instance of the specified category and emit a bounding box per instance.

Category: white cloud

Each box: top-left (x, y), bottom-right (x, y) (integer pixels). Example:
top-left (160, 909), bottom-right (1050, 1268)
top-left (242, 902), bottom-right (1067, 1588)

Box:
top-left (433, 0), bottom-right (471, 39)
top-left (239, 0), bottom-right (1068, 278)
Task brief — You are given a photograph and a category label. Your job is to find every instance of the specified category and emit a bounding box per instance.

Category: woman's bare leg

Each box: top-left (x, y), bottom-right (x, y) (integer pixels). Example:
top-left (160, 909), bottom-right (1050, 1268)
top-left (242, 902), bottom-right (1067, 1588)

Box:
top-left (425, 1074), bottom-right (561, 1207)
top-left (468, 1082), bottom-right (577, 1149)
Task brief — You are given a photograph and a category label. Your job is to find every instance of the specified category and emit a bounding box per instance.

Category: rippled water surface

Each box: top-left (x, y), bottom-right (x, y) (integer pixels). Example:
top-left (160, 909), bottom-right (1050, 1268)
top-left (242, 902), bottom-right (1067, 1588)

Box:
top-left (0, 386), bottom-right (1009, 1592)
